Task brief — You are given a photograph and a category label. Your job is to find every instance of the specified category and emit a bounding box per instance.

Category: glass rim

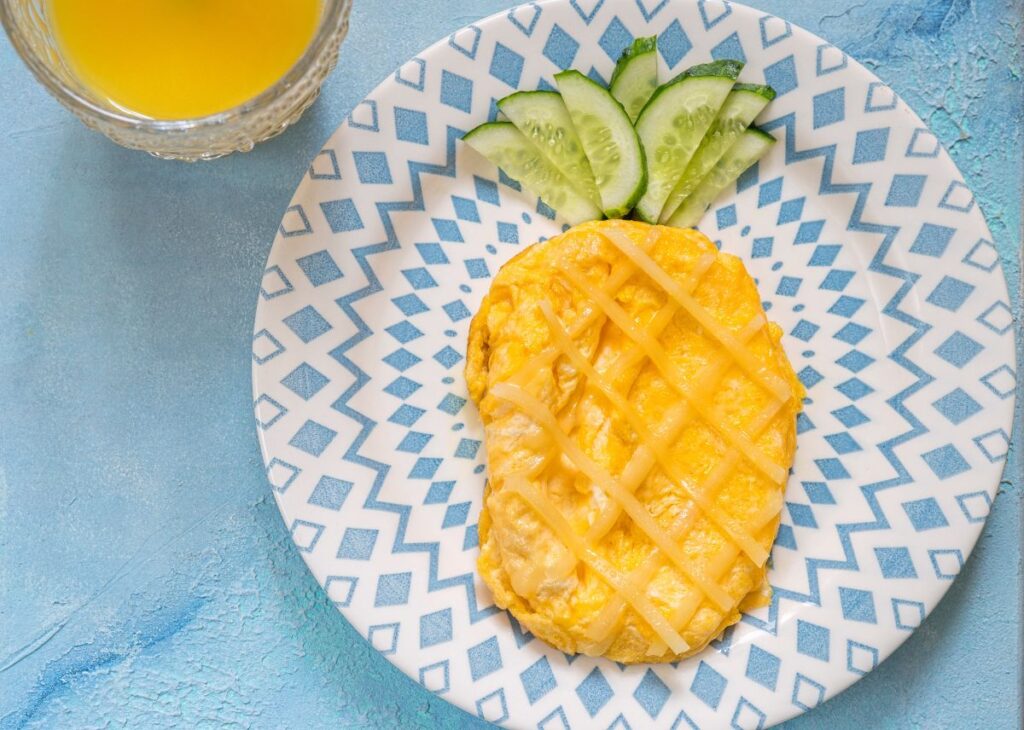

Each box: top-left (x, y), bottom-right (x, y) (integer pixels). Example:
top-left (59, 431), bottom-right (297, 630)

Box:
top-left (0, 0), bottom-right (349, 131)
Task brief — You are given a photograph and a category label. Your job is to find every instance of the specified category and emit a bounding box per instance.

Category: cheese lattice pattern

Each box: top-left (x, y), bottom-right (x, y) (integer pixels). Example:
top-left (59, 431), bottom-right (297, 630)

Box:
top-left (468, 220), bottom-right (802, 663)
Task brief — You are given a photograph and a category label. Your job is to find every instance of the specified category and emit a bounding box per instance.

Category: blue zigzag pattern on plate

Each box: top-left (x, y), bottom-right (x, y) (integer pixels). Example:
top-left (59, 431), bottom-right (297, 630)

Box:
top-left (253, 1), bottom-right (1016, 727)
top-left (744, 112), bottom-right (930, 616)
top-left (326, 124), bottom-right (499, 622)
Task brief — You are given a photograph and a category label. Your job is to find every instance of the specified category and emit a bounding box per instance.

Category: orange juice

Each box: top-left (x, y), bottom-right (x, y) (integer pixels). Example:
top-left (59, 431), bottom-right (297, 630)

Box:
top-left (48, 0), bottom-right (321, 120)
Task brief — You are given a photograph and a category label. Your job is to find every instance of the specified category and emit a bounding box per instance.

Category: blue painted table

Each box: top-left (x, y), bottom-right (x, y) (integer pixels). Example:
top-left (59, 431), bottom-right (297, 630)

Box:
top-left (1, 1), bottom-right (1020, 727)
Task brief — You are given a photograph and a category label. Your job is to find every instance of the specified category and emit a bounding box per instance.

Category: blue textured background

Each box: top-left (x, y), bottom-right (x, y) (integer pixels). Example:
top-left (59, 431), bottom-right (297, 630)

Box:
top-left (0, 1), bottom-right (1020, 727)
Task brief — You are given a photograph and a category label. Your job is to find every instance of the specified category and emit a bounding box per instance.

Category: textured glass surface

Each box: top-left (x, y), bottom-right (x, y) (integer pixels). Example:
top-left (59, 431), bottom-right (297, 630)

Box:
top-left (0, 0), bottom-right (351, 159)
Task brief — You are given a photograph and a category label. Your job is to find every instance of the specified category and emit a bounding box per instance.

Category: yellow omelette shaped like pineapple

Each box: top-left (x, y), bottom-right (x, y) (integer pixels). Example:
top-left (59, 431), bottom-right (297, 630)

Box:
top-left (466, 220), bottom-right (802, 664)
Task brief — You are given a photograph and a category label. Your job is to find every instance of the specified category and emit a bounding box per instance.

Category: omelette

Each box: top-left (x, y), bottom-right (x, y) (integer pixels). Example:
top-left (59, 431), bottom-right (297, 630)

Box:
top-left (466, 220), bottom-right (802, 663)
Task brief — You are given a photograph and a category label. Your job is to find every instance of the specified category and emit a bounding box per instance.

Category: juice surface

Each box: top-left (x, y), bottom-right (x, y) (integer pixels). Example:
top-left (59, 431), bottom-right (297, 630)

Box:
top-left (49, 0), bottom-right (321, 120)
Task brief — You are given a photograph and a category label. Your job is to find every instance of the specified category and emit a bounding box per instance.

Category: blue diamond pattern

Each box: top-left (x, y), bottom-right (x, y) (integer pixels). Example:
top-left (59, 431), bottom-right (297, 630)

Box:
top-left (424, 480), bottom-right (454, 505)
top-left (284, 305), bottom-right (332, 343)
top-left (394, 106), bottom-right (429, 145)
top-left (384, 348), bottom-right (421, 371)
top-left (803, 481), bottom-right (836, 504)
top-left (711, 31), bottom-right (746, 63)
top-left (796, 620), bottom-right (830, 661)
top-left (885, 174), bottom-right (927, 207)
top-left (836, 350), bottom-right (873, 372)
top-left (389, 404), bottom-right (425, 427)
top-left (774, 524), bottom-right (797, 550)
top-left (320, 198), bottom-right (363, 232)
top-left (932, 388), bottom-right (981, 424)
top-left (297, 250), bottom-right (343, 286)
top-left (576, 667), bottom-right (613, 717)
top-left (465, 258), bottom-right (490, 279)
top-left (777, 197), bottom-right (805, 224)
top-left (338, 527), bottom-right (378, 560)
top-left (922, 444), bottom-right (970, 479)
top-left (416, 243), bottom-right (449, 265)
top-left (832, 405), bottom-right (868, 428)
top-left (838, 587), bottom-right (876, 623)
top-left (745, 647), bottom-right (780, 690)
top-left (852, 127), bottom-right (889, 164)
top-left (397, 431), bottom-right (431, 453)
top-left (281, 363), bottom-right (329, 399)
top-left (902, 497), bottom-right (949, 531)
top-left (384, 376), bottom-right (420, 399)
top-left (353, 151), bottom-right (392, 184)
top-left (452, 196), bottom-right (481, 222)
top-left (385, 321), bottom-right (423, 344)
top-left (795, 219), bottom-right (824, 243)
top-left (375, 572), bottom-right (412, 607)
top-left (442, 501), bottom-right (471, 528)
top-left (473, 175), bottom-right (500, 205)
top-left (829, 295), bottom-right (865, 317)
top-left (776, 276), bottom-right (802, 297)
top-left (433, 217), bottom-right (464, 242)
top-left (467, 636), bottom-right (503, 680)
top-left (825, 432), bottom-right (861, 454)
top-left (633, 669), bottom-right (670, 718)
top-left (758, 177), bottom-right (783, 206)
top-left (787, 502), bottom-right (817, 528)
top-left (812, 88), bottom-right (845, 128)
top-left (764, 55), bottom-right (798, 96)
top-left (690, 661), bottom-right (726, 709)
top-left (520, 656), bottom-right (556, 704)
top-left (910, 223), bottom-right (955, 257)
top-left (599, 17), bottom-right (632, 60)
top-left (434, 346), bottom-right (462, 368)
top-left (543, 24), bottom-right (579, 68)
top-left (490, 43), bottom-right (524, 87)
top-left (420, 608), bottom-right (453, 648)
top-left (752, 236), bottom-right (774, 258)
top-left (809, 244), bottom-right (840, 266)
top-left (440, 70), bottom-right (473, 112)
top-left (875, 547), bottom-right (917, 579)
top-left (717, 204), bottom-right (737, 229)
top-left (402, 267), bottom-right (438, 290)
top-left (392, 293), bottom-right (428, 316)
top-left (308, 476), bottom-right (352, 510)
top-left (289, 420), bottom-right (336, 456)
top-left (658, 20), bottom-right (692, 67)
top-left (926, 276), bottom-right (974, 311)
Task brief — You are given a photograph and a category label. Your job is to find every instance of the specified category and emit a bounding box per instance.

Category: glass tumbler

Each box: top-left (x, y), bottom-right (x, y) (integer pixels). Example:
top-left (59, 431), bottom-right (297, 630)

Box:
top-left (0, 0), bottom-right (352, 160)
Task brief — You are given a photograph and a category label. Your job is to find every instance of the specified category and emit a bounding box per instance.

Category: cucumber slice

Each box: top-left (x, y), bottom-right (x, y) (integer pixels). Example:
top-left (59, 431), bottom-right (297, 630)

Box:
top-left (666, 127), bottom-right (776, 229)
top-left (633, 59), bottom-right (743, 223)
top-left (658, 83), bottom-right (775, 223)
top-left (463, 122), bottom-right (603, 225)
top-left (609, 36), bottom-right (658, 123)
top-left (555, 70), bottom-right (647, 218)
top-left (497, 91), bottom-right (601, 206)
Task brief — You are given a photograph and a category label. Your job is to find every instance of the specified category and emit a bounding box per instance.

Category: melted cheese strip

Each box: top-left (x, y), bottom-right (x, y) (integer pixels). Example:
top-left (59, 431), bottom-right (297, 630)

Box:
top-left (490, 380), bottom-right (732, 611)
top-left (537, 300), bottom-right (739, 609)
top-left (558, 264), bottom-right (787, 485)
top-left (583, 318), bottom-right (770, 563)
top-left (594, 250), bottom-right (719, 392)
top-left (601, 228), bottom-right (793, 403)
top-left (507, 226), bottom-right (655, 389)
top-left (548, 248), bottom-right (716, 443)
top-left (507, 227), bottom-right (715, 390)
top-left (506, 476), bottom-right (690, 655)
top-left (508, 475), bottom-right (579, 598)
top-left (584, 400), bottom-right (786, 649)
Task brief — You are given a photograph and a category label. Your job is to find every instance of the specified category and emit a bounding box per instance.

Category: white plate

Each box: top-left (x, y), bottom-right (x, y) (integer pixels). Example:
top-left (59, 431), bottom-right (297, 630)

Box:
top-left (251, 1), bottom-right (1017, 727)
